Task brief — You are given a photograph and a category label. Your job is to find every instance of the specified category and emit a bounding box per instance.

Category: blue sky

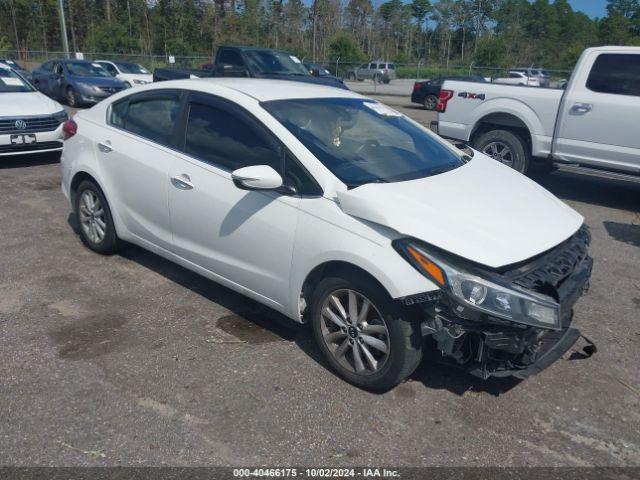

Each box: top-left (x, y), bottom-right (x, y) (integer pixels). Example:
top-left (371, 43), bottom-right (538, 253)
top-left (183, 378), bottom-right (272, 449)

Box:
top-left (568, 0), bottom-right (608, 18)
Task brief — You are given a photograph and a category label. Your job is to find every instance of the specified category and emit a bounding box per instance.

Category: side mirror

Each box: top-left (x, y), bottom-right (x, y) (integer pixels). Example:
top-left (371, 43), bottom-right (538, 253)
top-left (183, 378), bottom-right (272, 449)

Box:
top-left (231, 165), bottom-right (283, 191)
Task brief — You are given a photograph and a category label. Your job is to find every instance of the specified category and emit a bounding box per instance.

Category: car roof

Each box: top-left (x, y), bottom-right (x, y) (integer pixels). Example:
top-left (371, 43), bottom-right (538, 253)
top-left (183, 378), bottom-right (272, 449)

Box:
top-left (196, 78), bottom-right (362, 102)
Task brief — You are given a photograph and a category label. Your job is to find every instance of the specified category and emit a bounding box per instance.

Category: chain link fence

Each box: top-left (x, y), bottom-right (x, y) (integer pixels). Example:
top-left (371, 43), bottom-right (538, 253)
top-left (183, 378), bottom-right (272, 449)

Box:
top-left (3, 50), bottom-right (572, 84)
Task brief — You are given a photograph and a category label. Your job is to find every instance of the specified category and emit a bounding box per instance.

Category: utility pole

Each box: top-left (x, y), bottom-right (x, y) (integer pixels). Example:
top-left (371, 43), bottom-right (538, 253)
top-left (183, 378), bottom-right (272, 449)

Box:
top-left (57, 0), bottom-right (70, 58)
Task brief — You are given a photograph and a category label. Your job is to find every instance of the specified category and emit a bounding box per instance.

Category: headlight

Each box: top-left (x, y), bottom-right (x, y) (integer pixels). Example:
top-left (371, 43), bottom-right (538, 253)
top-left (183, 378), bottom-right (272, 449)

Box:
top-left (393, 239), bottom-right (560, 329)
top-left (77, 82), bottom-right (100, 92)
top-left (133, 79), bottom-right (147, 85)
top-left (52, 110), bottom-right (68, 122)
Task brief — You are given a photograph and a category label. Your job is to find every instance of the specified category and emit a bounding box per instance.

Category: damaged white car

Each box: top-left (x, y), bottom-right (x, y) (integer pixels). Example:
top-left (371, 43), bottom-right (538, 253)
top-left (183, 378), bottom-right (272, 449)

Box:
top-left (60, 79), bottom-right (594, 390)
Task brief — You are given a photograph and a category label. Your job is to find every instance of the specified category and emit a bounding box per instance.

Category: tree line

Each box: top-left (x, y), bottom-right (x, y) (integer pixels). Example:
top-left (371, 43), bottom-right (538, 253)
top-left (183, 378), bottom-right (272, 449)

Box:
top-left (1, 0), bottom-right (639, 69)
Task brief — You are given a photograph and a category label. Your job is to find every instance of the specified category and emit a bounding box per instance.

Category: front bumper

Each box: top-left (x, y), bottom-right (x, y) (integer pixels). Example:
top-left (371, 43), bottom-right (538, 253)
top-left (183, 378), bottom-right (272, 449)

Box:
top-left (418, 226), bottom-right (595, 379)
top-left (0, 126), bottom-right (64, 157)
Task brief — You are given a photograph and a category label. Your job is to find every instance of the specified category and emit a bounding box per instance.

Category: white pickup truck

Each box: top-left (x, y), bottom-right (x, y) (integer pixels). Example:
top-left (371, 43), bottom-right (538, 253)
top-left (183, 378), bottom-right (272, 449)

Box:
top-left (432, 46), bottom-right (640, 179)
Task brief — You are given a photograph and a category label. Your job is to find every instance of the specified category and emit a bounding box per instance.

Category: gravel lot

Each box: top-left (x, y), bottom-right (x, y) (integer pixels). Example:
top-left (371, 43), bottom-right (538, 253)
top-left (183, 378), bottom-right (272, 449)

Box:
top-left (0, 97), bottom-right (639, 467)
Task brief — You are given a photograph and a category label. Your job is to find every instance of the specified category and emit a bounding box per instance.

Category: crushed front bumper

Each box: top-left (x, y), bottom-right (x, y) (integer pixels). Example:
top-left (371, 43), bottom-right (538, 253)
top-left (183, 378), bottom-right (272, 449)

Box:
top-left (417, 226), bottom-right (595, 380)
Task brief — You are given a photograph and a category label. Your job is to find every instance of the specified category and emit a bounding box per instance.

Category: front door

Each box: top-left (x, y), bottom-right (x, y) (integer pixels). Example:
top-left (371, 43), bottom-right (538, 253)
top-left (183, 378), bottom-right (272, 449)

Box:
top-left (554, 50), bottom-right (640, 173)
top-left (168, 93), bottom-right (300, 307)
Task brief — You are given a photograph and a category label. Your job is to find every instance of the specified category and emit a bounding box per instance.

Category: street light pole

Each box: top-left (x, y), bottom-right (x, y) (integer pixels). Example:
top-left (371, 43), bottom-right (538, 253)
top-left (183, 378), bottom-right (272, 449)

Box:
top-left (57, 0), bottom-right (70, 58)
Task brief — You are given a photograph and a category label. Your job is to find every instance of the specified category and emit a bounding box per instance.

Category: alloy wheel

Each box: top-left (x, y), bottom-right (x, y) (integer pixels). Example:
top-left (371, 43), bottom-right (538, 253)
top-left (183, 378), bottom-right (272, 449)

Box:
top-left (424, 95), bottom-right (438, 110)
top-left (319, 289), bottom-right (390, 376)
top-left (78, 190), bottom-right (106, 244)
top-left (482, 141), bottom-right (514, 167)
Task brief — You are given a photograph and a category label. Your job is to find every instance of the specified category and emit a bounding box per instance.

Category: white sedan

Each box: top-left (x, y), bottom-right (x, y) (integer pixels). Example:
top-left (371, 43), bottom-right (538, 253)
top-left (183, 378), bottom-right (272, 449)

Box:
top-left (95, 60), bottom-right (153, 88)
top-left (0, 64), bottom-right (67, 157)
top-left (60, 79), bottom-right (592, 390)
top-left (493, 70), bottom-right (540, 87)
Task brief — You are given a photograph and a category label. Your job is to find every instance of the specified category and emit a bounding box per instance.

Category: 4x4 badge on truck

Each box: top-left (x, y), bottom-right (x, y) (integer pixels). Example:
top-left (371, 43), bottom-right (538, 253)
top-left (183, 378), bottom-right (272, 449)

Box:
top-left (458, 92), bottom-right (485, 100)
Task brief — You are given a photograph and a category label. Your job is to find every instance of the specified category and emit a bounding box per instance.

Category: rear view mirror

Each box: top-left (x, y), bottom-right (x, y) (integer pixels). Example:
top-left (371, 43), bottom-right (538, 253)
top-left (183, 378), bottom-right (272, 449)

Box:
top-left (231, 165), bottom-right (283, 191)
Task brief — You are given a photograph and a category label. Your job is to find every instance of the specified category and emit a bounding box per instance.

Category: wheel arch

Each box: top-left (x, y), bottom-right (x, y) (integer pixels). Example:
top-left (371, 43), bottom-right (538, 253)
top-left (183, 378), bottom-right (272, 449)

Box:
top-left (69, 170), bottom-right (124, 237)
top-left (470, 111), bottom-right (532, 154)
top-left (298, 260), bottom-right (397, 323)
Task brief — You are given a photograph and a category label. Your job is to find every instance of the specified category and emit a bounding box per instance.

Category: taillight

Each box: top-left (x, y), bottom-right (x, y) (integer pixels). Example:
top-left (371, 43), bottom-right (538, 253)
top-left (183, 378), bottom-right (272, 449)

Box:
top-left (413, 82), bottom-right (421, 91)
top-left (62, 119), bottom-right (77, 140)
top-left (436, 89), bottom-right (454, 112)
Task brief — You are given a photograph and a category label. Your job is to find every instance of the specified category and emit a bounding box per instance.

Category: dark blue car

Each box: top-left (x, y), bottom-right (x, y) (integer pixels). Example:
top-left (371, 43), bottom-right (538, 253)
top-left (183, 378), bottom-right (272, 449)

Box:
top-left (31, 59), bottom-right (126, 107)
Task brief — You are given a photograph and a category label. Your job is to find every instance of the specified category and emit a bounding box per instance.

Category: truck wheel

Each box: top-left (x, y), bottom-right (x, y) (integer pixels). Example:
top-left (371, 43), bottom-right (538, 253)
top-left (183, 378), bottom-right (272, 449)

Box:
top-left (309, 274), bottom-right (423, 391)
top-left (474, 129), bottom-right (530, 174)
top-left (423, 94), bottom-right (438, 110)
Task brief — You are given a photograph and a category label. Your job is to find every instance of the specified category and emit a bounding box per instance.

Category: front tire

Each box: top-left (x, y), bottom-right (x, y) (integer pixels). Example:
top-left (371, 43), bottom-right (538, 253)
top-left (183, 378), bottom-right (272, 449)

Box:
top-left (309, 274), bottom-right (423, 391)
top-left (74, 180), bottom-right (120, 254)
top-left (474, 129), bottom-right (530, 174)
top-left (66, 86), bottom-right (78, 107)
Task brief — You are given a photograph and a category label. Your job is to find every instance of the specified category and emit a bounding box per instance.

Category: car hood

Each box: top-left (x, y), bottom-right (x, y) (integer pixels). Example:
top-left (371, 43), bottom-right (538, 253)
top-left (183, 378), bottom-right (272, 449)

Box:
top-left (0, 91), bottom-right (63, 117)
top-left (68, 75), bottom-right (125, 87)
top-left (337, 153), bottom-right (583, 268)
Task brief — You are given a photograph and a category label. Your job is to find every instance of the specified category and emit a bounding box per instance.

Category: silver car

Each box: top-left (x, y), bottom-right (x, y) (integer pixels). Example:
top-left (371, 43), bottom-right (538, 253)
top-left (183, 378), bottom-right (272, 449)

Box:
top-left (513, 67), bottom-right (550, 87)
top-left (347, 61), bottom-right (396, 84)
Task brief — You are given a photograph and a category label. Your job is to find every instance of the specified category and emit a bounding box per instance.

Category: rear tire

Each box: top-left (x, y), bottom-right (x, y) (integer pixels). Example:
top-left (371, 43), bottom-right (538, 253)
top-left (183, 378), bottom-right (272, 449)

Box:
top-left (474, 129), bottom-right (530, 174)
top-left (309, 273), bottom-right (423, 391)
top-left (74, 180), bottom-right (120, 254)
top-left (423, 94), bottom-right (438, 110)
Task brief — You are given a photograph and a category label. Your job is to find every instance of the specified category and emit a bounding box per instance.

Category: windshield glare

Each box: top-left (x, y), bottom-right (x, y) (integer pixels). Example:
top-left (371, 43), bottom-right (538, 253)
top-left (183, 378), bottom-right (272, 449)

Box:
top-left (263, 98), bottom-right (464, 187)
top-left (246, 51), bottom-right (309, 76)
top-left (0, 68), bottom-right (33, 93)
top-left (116, 62), bottom-right (149, 74)
top-left (66, 62), bottom-right (111, 77)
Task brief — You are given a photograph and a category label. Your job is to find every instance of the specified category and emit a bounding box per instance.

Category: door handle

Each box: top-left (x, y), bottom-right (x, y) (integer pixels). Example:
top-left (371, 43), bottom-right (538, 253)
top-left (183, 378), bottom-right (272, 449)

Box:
top-left (97, 141), bottom-right (112, 153)
top-left (569, 103), bottom-right (593, 115)
top-left (171, 174), bottom-right (194, 190)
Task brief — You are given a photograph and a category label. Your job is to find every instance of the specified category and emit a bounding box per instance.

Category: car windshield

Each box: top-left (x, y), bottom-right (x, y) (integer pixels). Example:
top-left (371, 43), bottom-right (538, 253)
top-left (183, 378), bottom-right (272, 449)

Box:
top-left (263, 98), bottom-right (464, 188)
top-left (66, 62), bottom-right (111, 77)
top-left (245, 51), bottom-right (309, 76)
top-left (0, 67), bottom-right (33, 93)
top-left (115, 62), bottom-right (149, 74)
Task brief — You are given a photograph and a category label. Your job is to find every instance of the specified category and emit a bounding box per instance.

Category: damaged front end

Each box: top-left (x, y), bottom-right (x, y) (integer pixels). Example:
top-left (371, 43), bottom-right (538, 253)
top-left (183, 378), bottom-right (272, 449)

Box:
top-left (395, 225), bottom-right (596, 379)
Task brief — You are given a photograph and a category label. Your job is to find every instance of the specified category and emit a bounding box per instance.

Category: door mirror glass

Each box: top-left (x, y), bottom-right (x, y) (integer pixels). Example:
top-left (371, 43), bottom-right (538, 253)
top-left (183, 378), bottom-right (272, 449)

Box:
top-left (231, 165), bottom-right (283, 191)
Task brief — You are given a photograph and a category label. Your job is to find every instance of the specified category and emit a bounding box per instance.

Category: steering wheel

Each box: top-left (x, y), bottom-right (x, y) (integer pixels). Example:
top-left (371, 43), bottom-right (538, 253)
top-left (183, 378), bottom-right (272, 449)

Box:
top-left (356, 139), bottom-right (380, 155)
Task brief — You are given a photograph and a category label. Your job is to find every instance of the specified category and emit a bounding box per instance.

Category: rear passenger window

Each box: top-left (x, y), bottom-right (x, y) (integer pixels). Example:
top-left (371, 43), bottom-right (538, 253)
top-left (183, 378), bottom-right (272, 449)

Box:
top-left (184, 102), bottom-right (280, 172)
top-left (124, 95), bottom-right (180, 146)
top-left (109, 100), bottom-right (128, 128)
top-left (586, 53), bottom-right (640, 96)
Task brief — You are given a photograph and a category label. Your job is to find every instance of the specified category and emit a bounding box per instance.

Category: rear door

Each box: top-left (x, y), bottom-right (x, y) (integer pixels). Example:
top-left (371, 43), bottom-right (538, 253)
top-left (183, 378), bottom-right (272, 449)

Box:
top-left (98, 89), bottom-right (182, 250)
top-left (554, 51), bottom-right (640, 172)
top-left (168, 92), bottom-right (302, 307)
